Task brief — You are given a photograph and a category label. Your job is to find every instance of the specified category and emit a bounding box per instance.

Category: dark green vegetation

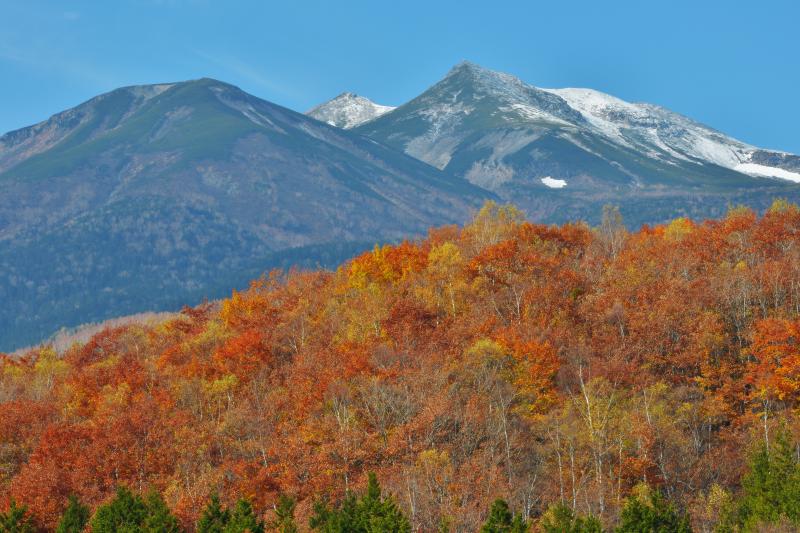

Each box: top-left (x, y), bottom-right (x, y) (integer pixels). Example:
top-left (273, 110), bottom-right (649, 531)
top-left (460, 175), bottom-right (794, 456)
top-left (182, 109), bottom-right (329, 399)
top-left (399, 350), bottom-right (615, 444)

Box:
top-left (89, 487), bottom-right (180, 533)
top-left (614, 490), bottom-right (691, 533)
top-left (54, 496), bottom-right (89, 533)
top-left (480, 500), bottom-right (528, 533)
top-left (0, 499), bottom-right (35, 533)
top-left (196, 494), bottom-right (265, 533)
top-left (0, 79), bottom-right (490, 350)
top-left (721, 430), bottom-right (800, 531)
top-left (309, 473), bottom-right (410, 533)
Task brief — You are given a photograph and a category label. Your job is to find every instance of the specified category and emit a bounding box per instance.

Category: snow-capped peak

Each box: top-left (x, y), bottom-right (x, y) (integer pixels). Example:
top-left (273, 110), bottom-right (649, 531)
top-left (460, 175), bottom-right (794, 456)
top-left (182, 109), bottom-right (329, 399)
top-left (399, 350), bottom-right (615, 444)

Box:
top-left (541, 86), bottom-right (799, 178)
top-left (307, 92), bottom-right (395, 129)
top-left (436, 64), bottom-right (800, 183)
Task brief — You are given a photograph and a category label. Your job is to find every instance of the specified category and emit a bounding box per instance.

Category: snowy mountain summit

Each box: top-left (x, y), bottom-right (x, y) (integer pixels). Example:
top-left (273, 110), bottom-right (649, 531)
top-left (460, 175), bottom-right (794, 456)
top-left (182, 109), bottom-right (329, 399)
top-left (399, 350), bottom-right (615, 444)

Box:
top-left (351, 61), bottom-right (800, 227)
top-left (542, 86), bottom-right (800, 183)
top-left (353, 61), bottom-right (800, 189)
top-left (307, 92), bottom-right (395, 129)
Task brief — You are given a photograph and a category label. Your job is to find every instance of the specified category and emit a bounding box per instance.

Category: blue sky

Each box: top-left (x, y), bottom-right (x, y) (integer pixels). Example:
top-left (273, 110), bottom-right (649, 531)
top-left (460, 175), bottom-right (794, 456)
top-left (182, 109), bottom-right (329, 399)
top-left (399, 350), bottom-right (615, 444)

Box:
top-left (1, 0), bottom-right (798, 153)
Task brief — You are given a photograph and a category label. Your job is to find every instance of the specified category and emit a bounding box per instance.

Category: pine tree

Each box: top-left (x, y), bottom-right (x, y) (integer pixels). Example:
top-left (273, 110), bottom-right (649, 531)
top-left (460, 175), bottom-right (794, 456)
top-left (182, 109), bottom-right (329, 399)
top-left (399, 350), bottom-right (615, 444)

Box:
top-left (309, 498), bottom-right (336, 532)
top-left (615, 487), bottom-right (691, 533)
top-left (480, 499), bottom-right (528, 533)
top-left (142, 490), bottom-right (181, 533)
top-left (366, 497), bottom-right (410, 533)
top-left (270, 494), bottom-right (298, 533)
top-left (309, 473), bottom-right (410, 533)
top-left (90, 486), bottom-right (149, 533)
top-left (224, 499), bottom-right (264, 533)
top-left (736, 431), bottom-right (800, 530)
top-left (56, 495), bottom-right (90, 533)
top-left (0, 499), bottom-right (36, 533)
top-left (90, 486), bottom-right (180, 533)
top-left (197, 494), bottom-right (231, 533)
top-left (539, 503), bottom-right (602, 533)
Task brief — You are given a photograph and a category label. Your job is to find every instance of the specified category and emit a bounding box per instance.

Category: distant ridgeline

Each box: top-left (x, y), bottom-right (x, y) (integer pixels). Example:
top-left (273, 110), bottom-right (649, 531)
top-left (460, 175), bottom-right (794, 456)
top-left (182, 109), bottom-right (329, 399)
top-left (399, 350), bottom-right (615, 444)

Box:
top-left (2, 62), bottom-right (800, 349)
top-left (0, 239), bottom-right (376, 351)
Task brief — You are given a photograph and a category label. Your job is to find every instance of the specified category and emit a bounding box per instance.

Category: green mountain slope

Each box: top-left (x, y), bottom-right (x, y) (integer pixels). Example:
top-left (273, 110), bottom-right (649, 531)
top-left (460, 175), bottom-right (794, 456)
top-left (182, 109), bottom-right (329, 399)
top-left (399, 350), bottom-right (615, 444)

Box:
top-left (0, 78), bottom-right (493, 350)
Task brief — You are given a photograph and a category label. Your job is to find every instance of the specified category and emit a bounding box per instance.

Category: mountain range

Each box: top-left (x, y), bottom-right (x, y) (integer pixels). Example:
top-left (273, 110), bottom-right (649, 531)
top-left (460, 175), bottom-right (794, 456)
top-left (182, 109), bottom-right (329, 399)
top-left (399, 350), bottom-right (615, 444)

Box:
top-left (0, 77), bottom-right (490, 349)
top-left (2, 61), bottom-right (799, 349)
top-left (352, 61), bottom-right (800, 225)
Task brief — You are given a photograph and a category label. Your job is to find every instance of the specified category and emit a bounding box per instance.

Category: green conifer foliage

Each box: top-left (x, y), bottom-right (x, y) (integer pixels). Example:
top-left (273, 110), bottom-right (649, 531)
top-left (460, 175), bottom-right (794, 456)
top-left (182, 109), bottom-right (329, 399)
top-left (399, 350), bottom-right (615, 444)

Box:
top-left (615, 487), bottom-right (691, 533)
top-left (309, 472), bottom-right (411, 533)
top-left (90, 486), bottom-right (180, 533)
top-left (270, 494), bottom-right (299, 533)
top-left (539, 503), bottom-right (603, 533)
top-left (224, 499), bottom-right (264, 533)
top-left (142, 491), bottom-right (181, 533)
top-left (480, 499), bottom-right (528, 533)
top-left (56, 495), bottom-right (90, 533)
top-left (735, 431), bottom-right (800, 531)
top-left (0, 499), bottom-right (36, 533)
top-left (197, 494), bottom-right (231, 533)
top-left (90, 487), bottom-right (149, 533)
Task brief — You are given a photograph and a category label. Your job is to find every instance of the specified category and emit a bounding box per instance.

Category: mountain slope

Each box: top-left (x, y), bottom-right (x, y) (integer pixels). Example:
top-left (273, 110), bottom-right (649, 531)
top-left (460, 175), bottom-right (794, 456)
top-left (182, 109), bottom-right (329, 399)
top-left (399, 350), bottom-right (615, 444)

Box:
top-left (542, 86), bottom-right (800, 181)
top-left (355, 62), bottom-right (800, 224)
top-left (307, 92), bottom-right (395, 128)
top-left (0, 78), bottom-right (492, 350)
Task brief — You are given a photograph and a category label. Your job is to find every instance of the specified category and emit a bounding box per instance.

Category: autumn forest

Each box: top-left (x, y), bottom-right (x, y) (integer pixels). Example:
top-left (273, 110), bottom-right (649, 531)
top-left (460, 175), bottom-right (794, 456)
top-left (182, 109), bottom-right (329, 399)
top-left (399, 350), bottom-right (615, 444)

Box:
top-left (3, 201), bottom-right (800, 532)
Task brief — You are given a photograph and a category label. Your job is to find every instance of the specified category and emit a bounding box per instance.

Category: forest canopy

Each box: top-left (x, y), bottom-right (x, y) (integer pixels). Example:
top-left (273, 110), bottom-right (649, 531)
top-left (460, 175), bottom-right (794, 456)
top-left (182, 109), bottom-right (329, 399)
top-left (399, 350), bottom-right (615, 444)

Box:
top-left (3, 201), bottom-right (800, 531)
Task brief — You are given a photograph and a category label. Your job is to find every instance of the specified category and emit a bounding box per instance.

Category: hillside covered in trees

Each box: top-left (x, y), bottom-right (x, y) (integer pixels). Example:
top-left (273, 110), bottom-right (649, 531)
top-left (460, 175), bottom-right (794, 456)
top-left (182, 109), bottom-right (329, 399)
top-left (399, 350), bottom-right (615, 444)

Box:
top-left (3, 201), bottom-right (800, 531)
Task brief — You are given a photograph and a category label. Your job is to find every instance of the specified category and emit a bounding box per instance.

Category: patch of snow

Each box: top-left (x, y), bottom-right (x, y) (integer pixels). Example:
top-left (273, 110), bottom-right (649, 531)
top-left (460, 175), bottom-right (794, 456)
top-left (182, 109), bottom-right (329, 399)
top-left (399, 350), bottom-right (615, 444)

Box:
top-left (541, 176), bottom-right (567, 188)
top-left (542, 86), bottom-right (754, 169)
top-left (465, 160), bottom-right (516, 189)
top-left (735, 163), bottom-right (800, 183)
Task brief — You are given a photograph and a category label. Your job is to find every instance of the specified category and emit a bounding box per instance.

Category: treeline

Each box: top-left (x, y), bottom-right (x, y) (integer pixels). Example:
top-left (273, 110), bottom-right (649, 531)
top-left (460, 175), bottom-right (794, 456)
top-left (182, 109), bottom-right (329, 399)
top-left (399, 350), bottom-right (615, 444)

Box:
top-left (4, 201), bottom-right (800, 531)
top-left (4, 440), bottom-right (799, 532)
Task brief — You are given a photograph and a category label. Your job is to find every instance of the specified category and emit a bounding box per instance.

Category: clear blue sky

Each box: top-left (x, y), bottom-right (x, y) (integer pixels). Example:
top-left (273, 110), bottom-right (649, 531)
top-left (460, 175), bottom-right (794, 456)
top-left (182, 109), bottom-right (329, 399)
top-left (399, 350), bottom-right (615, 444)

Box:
top-left (1, 0), bottom-right (798, 153)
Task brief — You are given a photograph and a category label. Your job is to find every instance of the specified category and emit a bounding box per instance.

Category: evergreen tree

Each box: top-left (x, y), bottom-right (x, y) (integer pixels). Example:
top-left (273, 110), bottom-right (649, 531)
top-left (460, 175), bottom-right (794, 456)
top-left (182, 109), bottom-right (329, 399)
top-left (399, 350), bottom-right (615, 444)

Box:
top-left (615, 487), bottom-right (691, 533)
top-left (142, 490), bottom-right (181, 533)
top-left (56, 495), bottom-right (90, 533)
top-left (197, 494), bottom-right (231, 533)
top-left (480, 499), bottom-right (528, 533)
top-left (309, 498), bottom-right (336, 532)
top-left (539, 503), bottom-right (602, 533)
top-left (90, 486), bottom-right (149, 533)
top-left (90, 486), bottom-right (180, 533)
top-left (270, 494), bottom-right (299, 533)
top-left (224, 499), bottom-right (264, 533)
top-left (309, 473), bottom-right (410, 533)
top-left (736, 431), bottom-right (800, 531)
top-left (338, 493), bottom-right (361, 532)
top-left (0, 499), bottom-right (35, 533)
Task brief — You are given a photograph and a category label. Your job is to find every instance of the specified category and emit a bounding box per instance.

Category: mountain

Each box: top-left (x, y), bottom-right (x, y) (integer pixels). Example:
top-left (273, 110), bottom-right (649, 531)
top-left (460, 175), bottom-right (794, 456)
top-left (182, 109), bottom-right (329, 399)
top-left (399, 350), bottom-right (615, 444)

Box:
top-left (0, 78), bottom-right (492, 350)
top-left (542, 86), bottom-right (800, 181)
top-left (355, 61), bottom-right (800, 225)
top-left (307, 92), bottom-right (395, 128)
